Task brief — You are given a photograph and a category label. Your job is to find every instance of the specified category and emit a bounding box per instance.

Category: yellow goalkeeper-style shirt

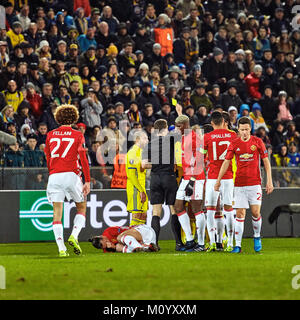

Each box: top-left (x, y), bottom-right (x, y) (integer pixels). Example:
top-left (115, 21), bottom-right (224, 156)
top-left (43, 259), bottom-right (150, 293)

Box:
top-left (125, 144), bottom-right (148, 212)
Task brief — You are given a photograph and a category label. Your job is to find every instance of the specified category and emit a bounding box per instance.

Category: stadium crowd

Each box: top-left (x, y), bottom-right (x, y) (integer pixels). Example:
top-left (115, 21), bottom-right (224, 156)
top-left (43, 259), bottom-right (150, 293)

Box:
top-left (0, 0), bottom-right (300, 189)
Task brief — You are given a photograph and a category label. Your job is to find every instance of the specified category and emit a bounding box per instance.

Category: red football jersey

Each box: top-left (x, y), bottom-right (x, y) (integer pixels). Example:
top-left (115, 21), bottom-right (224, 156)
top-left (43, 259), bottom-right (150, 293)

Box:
top-left (44, 126), bottom-right (90, 182)
top-left (204, 129), bottom-right (237, 179)
top-left (181, 130), bottom-right (205, 180)
top-left (102, 226), bottom-right (130, 252)
top-left (225, 135), bottom-right (268, 187)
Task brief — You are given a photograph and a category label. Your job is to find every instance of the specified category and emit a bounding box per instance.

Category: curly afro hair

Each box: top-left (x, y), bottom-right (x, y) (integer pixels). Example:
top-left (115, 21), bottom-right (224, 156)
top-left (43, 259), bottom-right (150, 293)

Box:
top-left (54, 104), bottom-right (79, 125)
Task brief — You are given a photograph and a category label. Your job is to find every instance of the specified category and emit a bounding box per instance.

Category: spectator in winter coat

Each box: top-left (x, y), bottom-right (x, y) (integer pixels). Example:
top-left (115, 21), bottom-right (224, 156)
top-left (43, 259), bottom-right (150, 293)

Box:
top-left (259, 85), bottom-right (279, 127)
top-left (136, 82), bottom-right (161, 112)
top-left (80, 88), bottom-right (103, 129)
top-left (279, 68), bottom-right (297, 102)
top-left (221, 80), bottom-right (243, 111)
top-left (245, 65), bottom-right (263, 101)
top-left (249, 103), bottom-right (269, 132)
top-left (26, 82), bottom-right (43, 120)
top-left (277, 91), bottom-right (293, 122)
top-left (190, 84), bottom-right (213, 113)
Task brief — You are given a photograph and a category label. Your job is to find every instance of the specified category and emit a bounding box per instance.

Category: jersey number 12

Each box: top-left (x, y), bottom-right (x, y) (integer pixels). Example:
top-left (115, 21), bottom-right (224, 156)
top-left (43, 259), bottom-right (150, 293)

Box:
top-left (212, 141), bottom-right (230, 160)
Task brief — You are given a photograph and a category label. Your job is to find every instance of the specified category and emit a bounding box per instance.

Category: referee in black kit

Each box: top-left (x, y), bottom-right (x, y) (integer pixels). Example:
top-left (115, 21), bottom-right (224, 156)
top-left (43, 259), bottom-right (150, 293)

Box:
top-left (142, 119), bottom-right (182, 249)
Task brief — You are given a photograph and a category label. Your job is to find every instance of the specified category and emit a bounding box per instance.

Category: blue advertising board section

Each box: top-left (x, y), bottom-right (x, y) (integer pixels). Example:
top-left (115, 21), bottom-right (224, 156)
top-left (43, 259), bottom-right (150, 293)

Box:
top-left (0, 189), bottom-right (299, 243)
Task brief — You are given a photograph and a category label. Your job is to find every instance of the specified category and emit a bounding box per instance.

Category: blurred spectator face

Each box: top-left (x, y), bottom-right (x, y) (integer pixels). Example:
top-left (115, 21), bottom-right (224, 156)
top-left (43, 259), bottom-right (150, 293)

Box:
top-left (213, 87), bottom-right (220, 96)
top-left (153, 46), bottom-right (161, 55)
top-left (245, 31), bottom-right (253, 42)
top-left (108, 120), bottom-right (117, 129)
top-left (134, 123), bottom-right (142, 129)
top-left (7, 64), bottom-right (16, 74)
top-left (288, 123), bottom-right (296, 133)
top-left (14, 47), bottom-right (23, 57)
top-left (264, 51), bottom-right (272, 61)
top-left (86, 48), bottom-right (95, 59)
top-left (162, 104), bottom-right (171, 115)
top-left (277, 123), bottom-right (284, 132)
top-left (286, 71), bottom-right (293, 80)
top-left (60, 87), bottom-right (68, 97)
top-left (158, 85), bottom-right (165, 95)
top-left (146, 5), bottom-right (155, 18)
top-left (21, 106), bottom-right (29, 116)
top-left (99, 22), bottom-right (109, 35)
top-left (186, 107), bottom-right (194, 117)
top-left (124, 44), bottom-right (133, 55)
top-left (280, 145), bottom-right (287, 156)
top-left (82, 66), bottom-right (89, 76)
top-left (56, 61), bottom-right (65, 73)
top-left (58, 43), bottom-right (67, 53)
top-left (108, 64), bottom-right (118, 75)
top-left (206, 31), bottom-right (213, 42)
top-left (0, 43), bottom-right (7, 54)
top-left (140, 67), bottom-right (148, 77)
top-left (21, 5), bottom-right (30, 17)
top-left (137, 53), bottom-right (144, 63)
top-left (10, 143), bottom-right (19, 152)
top-left (18, 63), bottom-right (27, 75)
top-left (92, 142), bottom-right (100, 153)
top-left (91, 81), bottom-right (100, 92)
top-left (218, 28), bottom-right (227, 39)
top-left (8, 81), bottom-right (17, 93)
top-left (43, 84), bottom-right (53, 96)
top-left (264, 87), bottom-right (272, 97)
top-left (7, 123), bottom-right (16, 134)
top-left (5, 5), bottom-right (14, 15)
top-left (133, 86), bottom-right (141, 96)
top-left (196, 87), bottom-right (205, 96)
top-left (170, 71), bottom-right (179, 80)
top-left (107, 106), bottom-right (115, 115)
top-left (275, 10), bottom-right (284, 20)
top-left (254, 69), bottom-right (262, 78)
top-left (37, 18), bottom-right (46, 31)
top-left (198, 106), bottom-right (207, 116)
top-left (258, 27), bottom-right (267, 39)
top-left (144, 85), bottom-right (152, 94)
top-left (228, 53), bottom-right (236, 63)
top-left (29, 23), bottom-right (37, 35)
top-left (14, 25), bottom-right (23, 35)
top-left (238, 71), bottom-right (245, 80)
top-left (27, 138), bottom-right (37, 150)
top-left (4, 106), bottom-right (14, 119)
top-left (122, 86), bottom-right (131, 96)
top-left (103, 6), bottom-right (112, 18)
top-left (235, 31), bottom-right (243, 42)
top-left (228, 86), bottom-right (237, 96)
top-left (182, 30), bottom-right (190, 40)
top-left (130, 103), bottom-right (138, 112)
top-left (87, 27), bottom-right (96, 38)
top-left (102, 85), bottom-right (111, 95)
top-left (190, 9), bottom-right (198, 20)
top-left (257, 127), bottom-right (266, 137)
top-left (70, 81), bottom-right (80, 93)
top-left (242, 109), bottom-right (249, 116)
top-left (277, 52), bottom-right (285, 62)
top-left (289, 143), bottom-right (297, 154)
top-left (169, 87), bottom-right (177, 97)
top-left (115, 104), bottom-right (124, 114)
top-left (266, 66), bottom-right (273, 75)
top-left (175, 11), bottom-right (183, 21)
top-left (38, 125), bottom-right (47, 135)
top-left (229, 109), bottom-right (237, 120)
top-left (145, 105), bottom-right (153, 116)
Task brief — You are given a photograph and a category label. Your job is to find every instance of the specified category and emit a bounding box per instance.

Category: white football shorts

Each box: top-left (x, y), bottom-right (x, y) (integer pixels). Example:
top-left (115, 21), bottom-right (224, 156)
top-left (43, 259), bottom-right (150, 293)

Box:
top-left (205, 179), bottom-right (234, 207)
top-left (47, 172), bottom-right (84, 203)
top-left (133, 225), bottom-right (156, 245)
top-left (176, 179), bottom-right (204, 201)
top-left (233, 185), bottom-right (262, 209)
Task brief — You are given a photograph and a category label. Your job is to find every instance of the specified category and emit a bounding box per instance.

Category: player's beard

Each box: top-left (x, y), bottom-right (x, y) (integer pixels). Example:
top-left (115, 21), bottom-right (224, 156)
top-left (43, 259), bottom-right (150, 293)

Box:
top-left (105, 247), bottom-right (116, 252)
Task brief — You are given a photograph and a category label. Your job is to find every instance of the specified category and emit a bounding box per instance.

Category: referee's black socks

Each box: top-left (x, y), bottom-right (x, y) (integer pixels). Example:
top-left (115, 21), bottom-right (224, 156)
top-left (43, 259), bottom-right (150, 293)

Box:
top-left (151, 216), bottom-right (161, 244)
top-left (171, 214), bottom-right (183, 246)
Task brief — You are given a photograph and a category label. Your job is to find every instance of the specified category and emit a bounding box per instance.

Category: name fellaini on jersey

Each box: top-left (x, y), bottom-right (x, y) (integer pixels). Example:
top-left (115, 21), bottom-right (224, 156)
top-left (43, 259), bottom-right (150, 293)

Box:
top-left (52, 131), bottom-right (72, 136)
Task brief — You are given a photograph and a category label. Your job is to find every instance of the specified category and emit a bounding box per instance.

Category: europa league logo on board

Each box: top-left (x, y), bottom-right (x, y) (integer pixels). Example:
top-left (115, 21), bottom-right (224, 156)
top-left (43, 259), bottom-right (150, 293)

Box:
top-left (291, 6), bottom-right (300, 31)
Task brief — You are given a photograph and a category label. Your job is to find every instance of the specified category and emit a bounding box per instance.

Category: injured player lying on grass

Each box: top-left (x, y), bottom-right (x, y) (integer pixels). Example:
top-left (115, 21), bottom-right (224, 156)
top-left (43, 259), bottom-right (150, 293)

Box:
top-left (89, 224), bottom-right (159, 253)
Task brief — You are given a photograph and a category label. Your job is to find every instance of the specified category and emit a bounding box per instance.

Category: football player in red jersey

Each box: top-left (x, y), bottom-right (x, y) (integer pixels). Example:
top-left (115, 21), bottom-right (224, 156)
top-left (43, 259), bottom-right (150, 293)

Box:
top-left (174, 115), bottom-right (206, 252)
top-left (44, 104), bottom-right (91, 257)
top-left (89, 225), bottom-right (159, 253)
top-left (204, 111), bottom-right (237, 252)
top-left (215, 117), bottom-right (274, 253)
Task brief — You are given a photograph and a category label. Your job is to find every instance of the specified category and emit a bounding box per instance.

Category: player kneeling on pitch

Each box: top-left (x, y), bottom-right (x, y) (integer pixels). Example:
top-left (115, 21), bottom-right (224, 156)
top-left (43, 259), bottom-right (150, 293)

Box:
top-left (215, 117), bottom-right (274, 253)
top-left (45, 104), bottom-right (91, 257)
top-left (89, 225), bottom-right (159, 253)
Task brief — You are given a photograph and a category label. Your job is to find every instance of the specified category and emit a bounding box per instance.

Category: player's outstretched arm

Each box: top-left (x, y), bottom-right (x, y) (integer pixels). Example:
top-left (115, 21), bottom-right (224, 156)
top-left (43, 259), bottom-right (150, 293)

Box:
top-left (214, 159), bottom-right (231, 191)
top-left (262, 157), bottom-right (274, 194)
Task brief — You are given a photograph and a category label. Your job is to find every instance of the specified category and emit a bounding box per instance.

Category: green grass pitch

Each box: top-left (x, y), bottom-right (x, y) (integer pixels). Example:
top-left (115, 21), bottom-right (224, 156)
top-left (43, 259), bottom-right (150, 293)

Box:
top-left (1, 238), bottom-right (300, 300)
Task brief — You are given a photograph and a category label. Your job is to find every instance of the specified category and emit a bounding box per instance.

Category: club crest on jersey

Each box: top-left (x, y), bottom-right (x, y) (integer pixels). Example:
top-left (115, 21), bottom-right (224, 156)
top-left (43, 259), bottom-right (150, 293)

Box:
top-left (250, 145), bottom-right (256, 151)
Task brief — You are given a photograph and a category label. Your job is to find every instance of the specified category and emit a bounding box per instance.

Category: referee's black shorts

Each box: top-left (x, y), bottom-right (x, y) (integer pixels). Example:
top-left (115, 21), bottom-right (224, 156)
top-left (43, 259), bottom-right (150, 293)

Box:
top-left (150, 173), bottom-right (178, 205)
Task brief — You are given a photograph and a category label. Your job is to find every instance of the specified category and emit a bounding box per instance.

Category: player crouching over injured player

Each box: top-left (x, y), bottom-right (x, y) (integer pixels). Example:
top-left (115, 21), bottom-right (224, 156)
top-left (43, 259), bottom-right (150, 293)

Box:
top-left (45, 104), bottom-right (91, 257)
top-left (89, 225), bottom-right (159, 253)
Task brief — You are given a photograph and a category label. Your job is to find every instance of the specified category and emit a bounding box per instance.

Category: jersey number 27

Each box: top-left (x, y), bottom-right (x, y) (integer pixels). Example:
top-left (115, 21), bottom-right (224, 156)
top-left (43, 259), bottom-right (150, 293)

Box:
top-left (50, 138), bottom-right (75, 158)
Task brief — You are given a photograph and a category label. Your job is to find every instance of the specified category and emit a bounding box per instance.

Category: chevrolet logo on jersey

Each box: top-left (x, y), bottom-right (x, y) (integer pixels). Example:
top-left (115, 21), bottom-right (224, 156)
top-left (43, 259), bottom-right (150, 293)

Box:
top-left (239, 153), bottom-right (254, 159)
